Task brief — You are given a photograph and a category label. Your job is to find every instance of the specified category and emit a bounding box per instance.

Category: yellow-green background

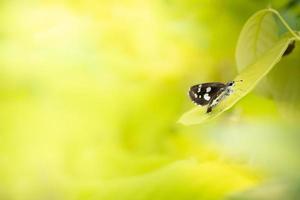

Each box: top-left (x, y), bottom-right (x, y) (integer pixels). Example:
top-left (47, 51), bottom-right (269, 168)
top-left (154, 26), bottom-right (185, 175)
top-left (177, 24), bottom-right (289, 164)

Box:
top-left (0, 0), bottom-right (300, 199)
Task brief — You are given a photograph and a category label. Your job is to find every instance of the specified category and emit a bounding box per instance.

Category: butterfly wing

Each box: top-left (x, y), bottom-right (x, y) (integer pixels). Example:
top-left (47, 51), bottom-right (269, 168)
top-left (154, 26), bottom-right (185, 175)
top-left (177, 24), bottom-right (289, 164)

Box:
top-left (189, 82), bottom-right (226, 106)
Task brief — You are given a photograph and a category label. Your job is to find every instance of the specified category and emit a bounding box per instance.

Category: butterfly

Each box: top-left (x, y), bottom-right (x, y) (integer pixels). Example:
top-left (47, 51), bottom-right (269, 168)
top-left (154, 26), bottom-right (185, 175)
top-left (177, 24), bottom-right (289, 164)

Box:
top-left (188, 80), bottom-right (242, 113)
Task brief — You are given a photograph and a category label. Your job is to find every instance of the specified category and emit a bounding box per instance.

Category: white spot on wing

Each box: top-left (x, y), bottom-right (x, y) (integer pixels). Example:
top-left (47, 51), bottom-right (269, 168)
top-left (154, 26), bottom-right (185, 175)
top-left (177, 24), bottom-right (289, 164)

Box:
top-left (206, 87), bottom-right (211, 92)
top-left (198, 85), bottom-right (202, 93)
top-left (204, 93), bottom-right (210, 101)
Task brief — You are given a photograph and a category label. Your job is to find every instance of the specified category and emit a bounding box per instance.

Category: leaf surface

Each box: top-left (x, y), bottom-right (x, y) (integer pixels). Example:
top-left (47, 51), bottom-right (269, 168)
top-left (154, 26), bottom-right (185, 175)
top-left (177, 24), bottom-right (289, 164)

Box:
top-left (235, 9), bottom-right (279, 71)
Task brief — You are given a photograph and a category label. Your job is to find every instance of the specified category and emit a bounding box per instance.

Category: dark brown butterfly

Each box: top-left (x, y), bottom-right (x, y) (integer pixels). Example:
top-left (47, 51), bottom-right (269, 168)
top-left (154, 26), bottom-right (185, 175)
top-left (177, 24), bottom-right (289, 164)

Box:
top-left (188, 80), bottom-right (242, 113)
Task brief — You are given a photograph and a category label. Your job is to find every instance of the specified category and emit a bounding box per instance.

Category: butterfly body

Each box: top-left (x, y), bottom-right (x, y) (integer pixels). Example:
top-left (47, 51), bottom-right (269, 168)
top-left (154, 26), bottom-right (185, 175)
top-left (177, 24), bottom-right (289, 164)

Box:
top-left (188, 81), bottom-right (238, 113)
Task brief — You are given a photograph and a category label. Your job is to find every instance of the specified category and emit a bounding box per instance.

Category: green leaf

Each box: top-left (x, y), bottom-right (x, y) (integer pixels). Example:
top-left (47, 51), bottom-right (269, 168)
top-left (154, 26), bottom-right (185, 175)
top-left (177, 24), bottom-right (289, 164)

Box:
top-left (235, 9), bottom-right (279, 71)
top-left (179, 34), bottom-right (296, 125)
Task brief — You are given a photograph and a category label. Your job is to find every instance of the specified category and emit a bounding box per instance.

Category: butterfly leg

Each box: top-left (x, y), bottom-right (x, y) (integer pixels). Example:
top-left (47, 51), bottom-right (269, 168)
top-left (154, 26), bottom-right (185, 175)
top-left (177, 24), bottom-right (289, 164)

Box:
top-left (206, 95), bottom-right (219, 113)
top-left (207, 98), bottom-right (218, 113)
top-left (207, 106), bottom-right (212, 113)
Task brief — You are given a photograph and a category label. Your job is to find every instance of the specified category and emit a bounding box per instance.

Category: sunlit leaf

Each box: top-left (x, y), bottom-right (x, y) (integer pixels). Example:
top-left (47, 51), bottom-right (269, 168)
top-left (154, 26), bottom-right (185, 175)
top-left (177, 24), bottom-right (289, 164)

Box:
top-left (235, 9), bottom-right (279, 71)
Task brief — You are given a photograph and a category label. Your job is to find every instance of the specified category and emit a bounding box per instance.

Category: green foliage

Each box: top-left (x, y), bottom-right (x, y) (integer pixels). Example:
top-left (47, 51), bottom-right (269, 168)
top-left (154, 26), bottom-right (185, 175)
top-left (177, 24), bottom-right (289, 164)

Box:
top-left (1, 1), bottom-right (300, 200)
top-left (179, 8), bottom-right (299, 125)
top-left (235, 9), bottom-right (279, 71)
top-left (268, 41), bottom-right (300, 120)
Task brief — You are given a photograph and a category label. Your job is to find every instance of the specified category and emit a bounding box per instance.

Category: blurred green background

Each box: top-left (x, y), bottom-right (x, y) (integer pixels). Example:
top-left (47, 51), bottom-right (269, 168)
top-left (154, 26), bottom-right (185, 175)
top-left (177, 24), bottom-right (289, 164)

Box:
top-left (0, 0), bottom-right (300, 199)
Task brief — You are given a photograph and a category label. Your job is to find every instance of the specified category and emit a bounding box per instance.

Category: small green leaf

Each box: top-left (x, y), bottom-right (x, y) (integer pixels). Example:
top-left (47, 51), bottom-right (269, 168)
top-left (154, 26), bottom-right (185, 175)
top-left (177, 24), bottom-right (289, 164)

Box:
top-left (179, 34), bottom-right (296, 125)
top-left (235, 9), bottom-right (279, 71)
